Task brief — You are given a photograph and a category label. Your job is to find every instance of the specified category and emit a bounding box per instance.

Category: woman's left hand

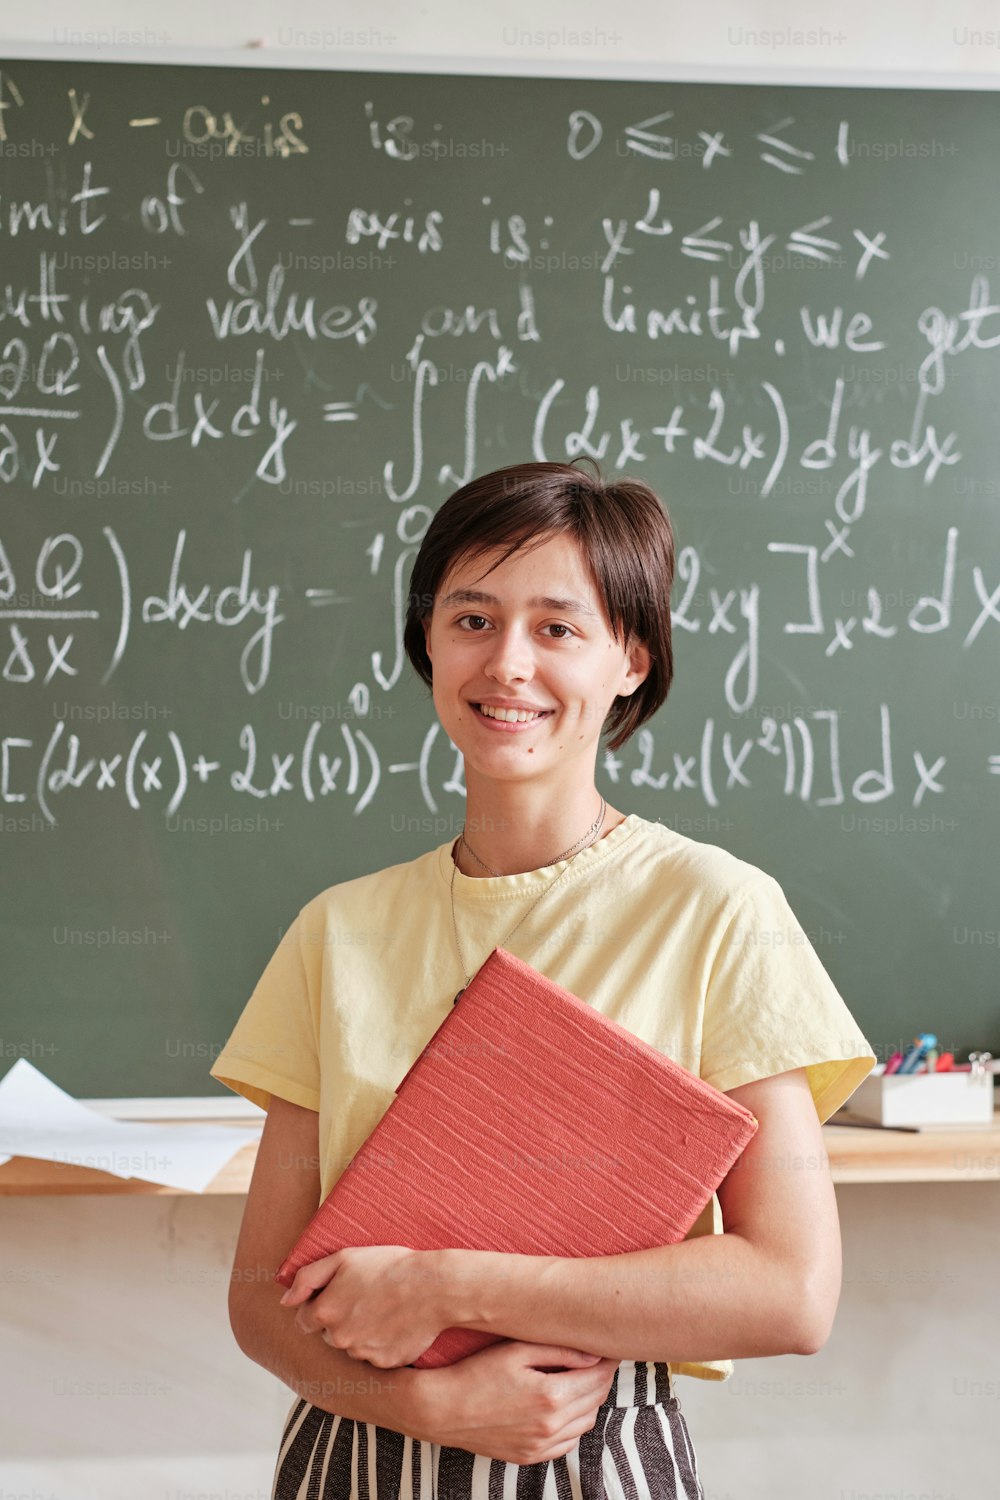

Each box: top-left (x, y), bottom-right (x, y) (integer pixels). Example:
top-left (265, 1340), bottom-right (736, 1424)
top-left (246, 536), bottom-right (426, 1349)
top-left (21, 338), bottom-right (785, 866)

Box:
top-left (279, 1245), bottom-right (450, 1369)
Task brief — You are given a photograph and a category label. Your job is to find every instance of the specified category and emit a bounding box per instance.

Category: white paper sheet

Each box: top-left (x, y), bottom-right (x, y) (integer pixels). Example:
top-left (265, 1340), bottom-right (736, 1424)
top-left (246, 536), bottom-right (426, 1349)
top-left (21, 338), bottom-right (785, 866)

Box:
top-left (0, 1059), bottom-right (260, 1192)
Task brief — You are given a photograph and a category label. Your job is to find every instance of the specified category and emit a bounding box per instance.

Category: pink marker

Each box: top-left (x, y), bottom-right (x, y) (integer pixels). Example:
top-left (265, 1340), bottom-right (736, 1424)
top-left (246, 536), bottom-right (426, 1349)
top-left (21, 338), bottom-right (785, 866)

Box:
top-left (884, 1052), bottom-right (904, 1074)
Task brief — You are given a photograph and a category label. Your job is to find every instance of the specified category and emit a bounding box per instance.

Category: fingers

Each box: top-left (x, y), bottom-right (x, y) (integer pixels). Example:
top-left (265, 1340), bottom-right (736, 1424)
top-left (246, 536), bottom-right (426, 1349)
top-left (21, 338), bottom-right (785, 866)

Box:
top-left (278, 1253), bottom-right (340, 1305)
top-left (524, 1396), bottom-right (609, 1465)
top-left (522, 1345), bottom-right (604, 1367)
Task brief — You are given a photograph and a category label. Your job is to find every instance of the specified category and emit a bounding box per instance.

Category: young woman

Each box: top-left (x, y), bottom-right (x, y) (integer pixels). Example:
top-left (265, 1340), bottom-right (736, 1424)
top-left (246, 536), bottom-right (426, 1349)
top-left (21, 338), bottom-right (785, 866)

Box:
top-left (212, 460), bottom-right (876, 1499)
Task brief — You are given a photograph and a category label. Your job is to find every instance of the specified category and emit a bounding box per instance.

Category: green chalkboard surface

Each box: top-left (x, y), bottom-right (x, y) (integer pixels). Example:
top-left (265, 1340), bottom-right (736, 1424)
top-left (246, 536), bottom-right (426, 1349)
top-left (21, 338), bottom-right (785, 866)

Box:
top-left (1, 57), bottom-right (998, 1098)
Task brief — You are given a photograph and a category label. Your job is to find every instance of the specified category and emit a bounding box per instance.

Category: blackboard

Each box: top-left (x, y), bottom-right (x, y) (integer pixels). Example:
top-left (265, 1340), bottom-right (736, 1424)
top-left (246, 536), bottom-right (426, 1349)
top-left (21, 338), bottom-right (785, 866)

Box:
top-left (2, 57), bottom-right (998, 1099)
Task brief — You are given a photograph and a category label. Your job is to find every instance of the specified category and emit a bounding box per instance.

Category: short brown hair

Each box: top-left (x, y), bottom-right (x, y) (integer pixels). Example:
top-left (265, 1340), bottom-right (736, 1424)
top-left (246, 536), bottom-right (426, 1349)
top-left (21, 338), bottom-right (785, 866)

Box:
top-left (403, 460), bottom-right (675, 751)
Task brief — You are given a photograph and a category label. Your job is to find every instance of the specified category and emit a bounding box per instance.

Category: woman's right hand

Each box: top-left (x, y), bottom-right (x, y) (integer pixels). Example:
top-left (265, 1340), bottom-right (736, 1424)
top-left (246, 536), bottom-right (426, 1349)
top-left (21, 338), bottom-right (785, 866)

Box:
top-left (408, 1340), bottom-right (620, 1464)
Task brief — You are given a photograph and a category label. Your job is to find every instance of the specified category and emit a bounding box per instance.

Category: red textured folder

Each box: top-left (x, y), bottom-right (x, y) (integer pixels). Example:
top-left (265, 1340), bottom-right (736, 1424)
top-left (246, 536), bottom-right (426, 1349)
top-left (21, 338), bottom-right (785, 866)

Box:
top-left (274, 946), bottom-right (758, 1368)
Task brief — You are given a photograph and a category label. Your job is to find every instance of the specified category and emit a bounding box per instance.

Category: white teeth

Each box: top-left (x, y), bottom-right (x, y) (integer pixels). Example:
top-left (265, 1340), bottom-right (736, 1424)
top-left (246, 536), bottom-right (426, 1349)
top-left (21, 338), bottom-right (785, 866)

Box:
top-left (477, 703), bottom-right (545, 723)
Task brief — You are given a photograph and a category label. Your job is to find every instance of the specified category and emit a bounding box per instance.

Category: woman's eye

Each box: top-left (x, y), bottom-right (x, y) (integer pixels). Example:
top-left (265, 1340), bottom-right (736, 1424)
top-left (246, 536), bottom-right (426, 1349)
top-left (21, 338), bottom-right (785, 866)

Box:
top-left (455, 615), bottom-right (573, 639)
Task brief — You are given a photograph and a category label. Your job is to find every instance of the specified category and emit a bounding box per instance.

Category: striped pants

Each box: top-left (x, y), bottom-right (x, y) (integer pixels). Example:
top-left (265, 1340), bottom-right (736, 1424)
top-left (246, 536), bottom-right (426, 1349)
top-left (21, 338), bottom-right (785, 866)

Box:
top-left (271, 1359), bottom-right (705, 1499)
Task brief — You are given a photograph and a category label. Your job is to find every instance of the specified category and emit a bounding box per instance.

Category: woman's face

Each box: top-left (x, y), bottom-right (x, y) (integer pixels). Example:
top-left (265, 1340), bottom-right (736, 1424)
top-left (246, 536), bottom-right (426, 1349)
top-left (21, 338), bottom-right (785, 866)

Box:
top-left (422, 532), bottom-right (650, 792)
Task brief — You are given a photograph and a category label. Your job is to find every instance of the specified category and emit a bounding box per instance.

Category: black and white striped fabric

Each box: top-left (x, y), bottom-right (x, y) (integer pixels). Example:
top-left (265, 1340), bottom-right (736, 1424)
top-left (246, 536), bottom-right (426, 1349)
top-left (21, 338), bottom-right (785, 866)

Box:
top-left (271, 1359), bottom-right (705, 1499)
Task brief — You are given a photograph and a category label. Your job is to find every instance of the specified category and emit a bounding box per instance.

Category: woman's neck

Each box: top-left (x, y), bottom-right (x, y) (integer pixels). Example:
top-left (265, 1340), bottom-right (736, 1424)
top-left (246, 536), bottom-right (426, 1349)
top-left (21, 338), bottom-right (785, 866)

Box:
top-left (452, 797), bottom-right (626, 877)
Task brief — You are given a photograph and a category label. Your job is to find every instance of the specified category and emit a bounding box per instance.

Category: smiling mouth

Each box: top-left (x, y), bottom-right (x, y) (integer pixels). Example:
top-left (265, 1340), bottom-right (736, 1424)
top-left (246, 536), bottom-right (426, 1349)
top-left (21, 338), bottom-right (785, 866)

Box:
top-left (471, 702), bottom-right (555, 724)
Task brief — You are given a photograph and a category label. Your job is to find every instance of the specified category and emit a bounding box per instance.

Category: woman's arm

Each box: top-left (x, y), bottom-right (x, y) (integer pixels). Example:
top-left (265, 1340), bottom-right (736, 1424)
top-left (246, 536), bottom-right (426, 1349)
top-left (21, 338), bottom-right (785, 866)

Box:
top-left (440, 1066), bottom-right (842, 1362)
top-left (227, 1095), bottom-right (430, 1433)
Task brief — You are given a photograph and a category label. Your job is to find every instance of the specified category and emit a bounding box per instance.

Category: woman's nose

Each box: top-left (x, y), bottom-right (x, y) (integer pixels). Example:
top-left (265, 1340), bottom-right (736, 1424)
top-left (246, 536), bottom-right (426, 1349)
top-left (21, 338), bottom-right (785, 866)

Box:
top-left (484, 625), bottom-right (535, 682)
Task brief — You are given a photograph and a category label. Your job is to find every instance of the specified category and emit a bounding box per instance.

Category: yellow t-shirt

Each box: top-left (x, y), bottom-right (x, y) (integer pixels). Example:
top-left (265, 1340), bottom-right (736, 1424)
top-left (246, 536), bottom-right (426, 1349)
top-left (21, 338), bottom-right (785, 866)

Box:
top-left (210, 811), bottom-right (876, 1382)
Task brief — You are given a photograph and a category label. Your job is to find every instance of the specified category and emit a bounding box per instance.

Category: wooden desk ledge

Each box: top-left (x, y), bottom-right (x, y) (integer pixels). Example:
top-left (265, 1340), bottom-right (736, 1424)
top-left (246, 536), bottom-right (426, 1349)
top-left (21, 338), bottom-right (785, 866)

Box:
top-left (1, 1110), bottom-right (999, 1196)
top-left (823, 1108), bottom-right (1000, 1184)
top-left (0, 1120), bottom-right (260, 1197)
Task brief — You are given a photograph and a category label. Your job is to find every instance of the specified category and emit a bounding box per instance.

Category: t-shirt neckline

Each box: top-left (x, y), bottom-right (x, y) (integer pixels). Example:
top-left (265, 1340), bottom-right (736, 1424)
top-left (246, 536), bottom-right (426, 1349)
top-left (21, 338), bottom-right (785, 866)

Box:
top-left (436, 811), bottom-right (642, 900)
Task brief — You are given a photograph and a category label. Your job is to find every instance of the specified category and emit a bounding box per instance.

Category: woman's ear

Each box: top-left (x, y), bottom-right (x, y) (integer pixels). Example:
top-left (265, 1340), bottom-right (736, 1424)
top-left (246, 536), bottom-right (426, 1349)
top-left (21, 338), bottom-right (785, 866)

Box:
top-left (621, 635), bottom-right (652, 696)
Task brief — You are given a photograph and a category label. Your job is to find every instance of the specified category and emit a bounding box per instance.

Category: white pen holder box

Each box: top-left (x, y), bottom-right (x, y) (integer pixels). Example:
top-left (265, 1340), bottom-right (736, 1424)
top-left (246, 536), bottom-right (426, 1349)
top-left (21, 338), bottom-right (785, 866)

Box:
top-left (846, 1070), bottom-right (995, 1127)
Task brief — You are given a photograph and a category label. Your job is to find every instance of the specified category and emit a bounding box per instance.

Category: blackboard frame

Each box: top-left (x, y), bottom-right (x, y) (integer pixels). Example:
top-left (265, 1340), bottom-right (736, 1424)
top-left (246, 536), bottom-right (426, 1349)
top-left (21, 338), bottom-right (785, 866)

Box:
top-left (3, 48), bottom-right (999, 1107)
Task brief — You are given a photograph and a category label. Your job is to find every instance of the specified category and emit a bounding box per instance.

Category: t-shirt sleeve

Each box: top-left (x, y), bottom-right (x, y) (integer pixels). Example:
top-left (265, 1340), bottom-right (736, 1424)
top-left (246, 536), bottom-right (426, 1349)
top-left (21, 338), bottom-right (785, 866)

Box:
top-left (209, 909), bottom-right (321, 1113)
top-left (699, 871), bottom-right (876, 1123)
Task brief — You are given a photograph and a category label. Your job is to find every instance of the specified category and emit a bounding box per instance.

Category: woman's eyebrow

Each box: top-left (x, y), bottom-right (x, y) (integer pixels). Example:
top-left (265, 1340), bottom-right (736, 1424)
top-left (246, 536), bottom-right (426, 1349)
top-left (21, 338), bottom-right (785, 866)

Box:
top-left (439, 588), bottom-right (597, 617)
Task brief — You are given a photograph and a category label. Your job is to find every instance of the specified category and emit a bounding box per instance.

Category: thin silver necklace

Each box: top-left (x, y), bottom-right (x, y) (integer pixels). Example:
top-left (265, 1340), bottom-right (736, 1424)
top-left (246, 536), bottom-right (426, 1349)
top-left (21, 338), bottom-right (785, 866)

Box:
top-left (449, 796), bottom-right (607, 1004)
